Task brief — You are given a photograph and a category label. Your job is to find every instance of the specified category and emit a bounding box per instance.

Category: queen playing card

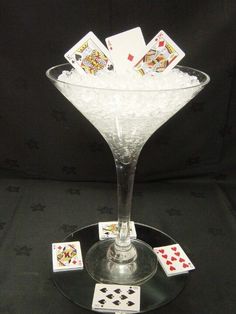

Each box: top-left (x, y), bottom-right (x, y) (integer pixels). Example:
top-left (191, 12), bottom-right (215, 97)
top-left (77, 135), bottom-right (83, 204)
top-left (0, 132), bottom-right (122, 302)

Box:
top-left (52, 241), bottom-right (83, 272)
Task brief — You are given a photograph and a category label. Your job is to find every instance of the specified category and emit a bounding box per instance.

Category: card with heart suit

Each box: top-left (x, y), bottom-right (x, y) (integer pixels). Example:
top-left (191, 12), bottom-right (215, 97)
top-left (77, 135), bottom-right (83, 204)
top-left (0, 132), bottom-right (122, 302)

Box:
top-left (134, 30), bottom-right (185, 75)
top-left (92, 283), bottom-right (140, 312)
top-left (64, 31), bottom-right (114, 75)
top-left (153, 243), bottom-right (195, 277)
top-left (105, 27), bottom-right (146, 73)
top-left (52, 241), bottom-right (83, 272)
top-left (98, 221), bottom-right (137, 240)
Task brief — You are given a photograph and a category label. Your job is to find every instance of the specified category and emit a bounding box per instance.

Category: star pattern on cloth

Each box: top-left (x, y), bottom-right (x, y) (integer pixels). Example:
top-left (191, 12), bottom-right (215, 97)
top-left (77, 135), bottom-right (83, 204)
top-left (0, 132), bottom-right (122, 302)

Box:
top-left (6, 186), bottom-right (20, 192)
top-left (4, 159), bottom-right (19, 168)
top-left (62, 166), bottom-right (77, 175)
top-left (66, 188), bottom-right (80, 195)
top-left (51, 110), bottom-right (67, 122)
top-left (186, 156), bottom-right (201, 166)
top-left (31, 203), bottom-right (46, 212)
top-left (190, 191), bottom-right (206, 198)
top-left (89, 142), bottom-right (105, 153)
top-left (14, 245), bottom-right (32, 256)
top-left (25, 138), bottom-right (39, 150)
top-left (96, 206), bottom-right (113, 215)
top-left (0, 221), bottom-right (6, 230)
top-left (208, 227), bottom-right (225, 237)
top-left (60, 224), bottom-right (78, 233)
top-left (165, 208), bottom-right (182, 217)
top-left (190, 101), bottom-right (205, 112)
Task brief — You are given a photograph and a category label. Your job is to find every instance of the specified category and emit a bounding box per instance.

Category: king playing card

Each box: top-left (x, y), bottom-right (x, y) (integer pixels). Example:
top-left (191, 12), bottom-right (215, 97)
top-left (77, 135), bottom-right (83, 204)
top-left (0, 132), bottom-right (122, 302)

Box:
top-left (134, 30), bottom-right (185, 75)
top-left (64, 31), bottom-right (114, 75)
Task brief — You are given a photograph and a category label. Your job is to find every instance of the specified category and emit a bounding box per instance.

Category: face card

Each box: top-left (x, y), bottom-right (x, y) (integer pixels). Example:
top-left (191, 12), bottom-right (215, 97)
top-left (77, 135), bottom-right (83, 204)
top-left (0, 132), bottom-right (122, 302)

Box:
top-left (92, 283), bottom-right (140, 312)
top-left (64, 31), bottom-right (114, 75)
top-left (105, 27), bottom-right (146, 73)
top-left (98, 221), bottom-right (137, 240)
top-left (134, 30), bottom-right (185, 75)
top-left (153, 243), bottom-right (195, 277)
top-left (52, 241), bottom-right (83, 272)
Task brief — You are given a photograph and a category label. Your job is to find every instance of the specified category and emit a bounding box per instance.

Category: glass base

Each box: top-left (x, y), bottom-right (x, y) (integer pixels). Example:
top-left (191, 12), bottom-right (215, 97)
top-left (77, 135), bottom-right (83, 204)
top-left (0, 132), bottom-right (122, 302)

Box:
top-left (85, 239), bottom-right (158, 285)
top-left (52, 223), bottom-right (189, 312)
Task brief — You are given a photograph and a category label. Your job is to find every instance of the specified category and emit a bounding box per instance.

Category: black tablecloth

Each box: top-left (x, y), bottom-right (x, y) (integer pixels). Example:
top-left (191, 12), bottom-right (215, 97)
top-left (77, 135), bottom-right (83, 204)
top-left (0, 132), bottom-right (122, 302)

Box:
top-left (0, 176), bottom-right (235, 313)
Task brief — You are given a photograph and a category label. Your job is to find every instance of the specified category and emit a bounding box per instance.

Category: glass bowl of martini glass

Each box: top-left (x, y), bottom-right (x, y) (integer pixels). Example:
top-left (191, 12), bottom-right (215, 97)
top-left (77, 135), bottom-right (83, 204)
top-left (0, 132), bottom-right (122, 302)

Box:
top-left (46, 64), bottom-right (210, 286)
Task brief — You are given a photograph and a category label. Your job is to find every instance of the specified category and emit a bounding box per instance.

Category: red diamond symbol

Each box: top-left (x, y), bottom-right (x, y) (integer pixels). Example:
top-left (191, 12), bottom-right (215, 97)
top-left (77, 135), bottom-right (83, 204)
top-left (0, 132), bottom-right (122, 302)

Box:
top-left (73, 260), bottom-right (77, 264)
top-left (158, 40), bottom-right (165, 47)
top-left (128, 54), bottom-right (134, 62)
top-left (58, 246), bottom-right (62, 250)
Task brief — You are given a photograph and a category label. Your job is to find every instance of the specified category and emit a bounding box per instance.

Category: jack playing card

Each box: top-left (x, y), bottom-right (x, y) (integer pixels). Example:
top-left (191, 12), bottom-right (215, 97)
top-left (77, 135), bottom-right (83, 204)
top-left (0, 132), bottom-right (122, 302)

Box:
top-left (134, 30), bottom-right (185, 75)
top-left (92, 283), bottom-right (140, 312)
top-left (153, 243), bottom-right (195, 277)
top-left (64, 31), bottom-right (114, 75)
top-left (52, 241), bottom-right (83, 272)
top-left (98, 221), bottom-right (137, 240)
top-left (105, 27), bottom-right (146, 73)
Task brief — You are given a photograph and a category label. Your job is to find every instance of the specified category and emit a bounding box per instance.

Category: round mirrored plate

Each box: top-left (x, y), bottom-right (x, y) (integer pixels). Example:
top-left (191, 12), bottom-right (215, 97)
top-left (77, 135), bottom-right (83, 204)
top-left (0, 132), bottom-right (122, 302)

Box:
top-left (52, 223), bottom-right (188, 313)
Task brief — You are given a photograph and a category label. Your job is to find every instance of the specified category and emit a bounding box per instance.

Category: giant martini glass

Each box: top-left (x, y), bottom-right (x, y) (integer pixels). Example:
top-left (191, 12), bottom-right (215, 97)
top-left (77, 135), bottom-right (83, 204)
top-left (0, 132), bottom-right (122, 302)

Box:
top-left (46, 64), bottom-right (209, 285)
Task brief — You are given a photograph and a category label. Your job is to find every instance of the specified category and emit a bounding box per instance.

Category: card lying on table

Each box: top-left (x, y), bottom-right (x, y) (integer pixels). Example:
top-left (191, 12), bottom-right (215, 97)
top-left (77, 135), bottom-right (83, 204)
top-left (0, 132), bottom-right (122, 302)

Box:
top-left (65, 31), bottom-right (114, 75)
top-left (52, 241), bottom-right (83, 272)
top-left (92, 283), bottom-right (140, 312)
top-left (98, 221), bottom-right (137, 240)
top-left (153, 243), bottom-right (195, 277)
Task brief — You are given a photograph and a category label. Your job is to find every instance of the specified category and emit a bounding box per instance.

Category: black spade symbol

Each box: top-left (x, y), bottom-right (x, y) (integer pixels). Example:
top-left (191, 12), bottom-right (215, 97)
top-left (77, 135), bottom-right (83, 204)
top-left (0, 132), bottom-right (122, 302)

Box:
top-left (127, 301), bottom-right (135, 307)
top-left (127, 289), bottom-right (135, 295)
top-left (75, 54), bottom-right (82, 61)
top-left (113, 300), bottom-right (121, 306)
top-left (114, 288), bottom-right (121, 294)
top-left (106, 294), bottom-right (114, 299)
top-left (100, 288), bottom-right (108, 293)
top-left (108, 64), bottom-right (114, 71)
top-left (98, 299), bottom-right (106, 305)
top-left (120, 294), bottom-right (128, 300)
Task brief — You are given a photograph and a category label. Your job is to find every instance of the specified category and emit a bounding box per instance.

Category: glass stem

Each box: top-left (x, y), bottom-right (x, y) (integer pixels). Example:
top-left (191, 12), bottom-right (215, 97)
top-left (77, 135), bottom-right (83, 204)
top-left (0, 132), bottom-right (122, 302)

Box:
top-left (114, 155), bottom-right (139, 251)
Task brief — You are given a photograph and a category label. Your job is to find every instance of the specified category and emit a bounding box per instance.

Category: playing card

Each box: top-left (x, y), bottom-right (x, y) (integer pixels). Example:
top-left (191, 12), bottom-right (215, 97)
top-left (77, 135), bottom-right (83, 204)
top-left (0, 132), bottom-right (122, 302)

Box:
top-left (92, 283), bottom-right (140, 312)
top-left (153, 243), bottom-right (195, 277)
top-left (105, 27), bottom-right (146, 73)
top-left (52, 241), bottom-right (83, 272)
top-left (98, 221), bottom-right (137, 240)
top-left (134, 30), bottom-right (185, 75)
top-left (64, 31), bottom-right (114, 75)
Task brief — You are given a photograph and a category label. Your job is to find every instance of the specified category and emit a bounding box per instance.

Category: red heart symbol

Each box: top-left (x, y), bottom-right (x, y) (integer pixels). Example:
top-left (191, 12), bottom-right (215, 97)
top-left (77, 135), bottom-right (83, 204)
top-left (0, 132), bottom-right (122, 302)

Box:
top-left (179, 258), bottom-right (185, 263)
top-left (175, 252), bottom-right (180, 256)
top-left (162, 254), bottom-right (168, 259)
top-left (171, 256), bottom-right (177, 261)
top-left (170, 266), bottom-right (176, 271)
top-left (159, 249), bottom-right (164, 254)
top-left (183, 263), bottom-right (189, 268)
top-left (166, 260), bottom-right (172, 265)
top-left (171, 247), bottom-right (177, 251)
